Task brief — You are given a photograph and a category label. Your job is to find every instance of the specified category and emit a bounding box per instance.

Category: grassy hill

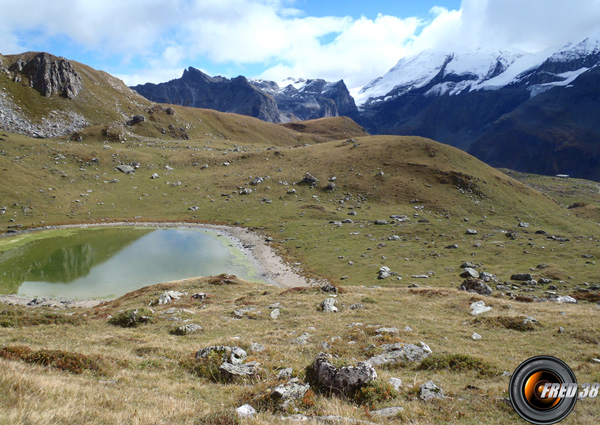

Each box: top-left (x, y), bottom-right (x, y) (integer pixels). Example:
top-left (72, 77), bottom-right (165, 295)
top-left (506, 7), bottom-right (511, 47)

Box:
top-left (1, 54), bottom-right (600, 424)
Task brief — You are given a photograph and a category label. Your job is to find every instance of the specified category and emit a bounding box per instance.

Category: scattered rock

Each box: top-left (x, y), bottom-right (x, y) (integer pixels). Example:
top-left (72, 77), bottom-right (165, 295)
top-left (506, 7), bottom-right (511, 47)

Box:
top-left (459, 278), bottom-right (493, 295)
top-left (465, 229), bottom-right (478, 235)
top-left (460, 268), bottom-right (479, 278)
top-left (239, 188), bottom-right (252, 195)
top-left (320, 298), bottom-right (339, 313)
top-left (271, 308), bottom-right (281, 319)
top-left (321, 284), bottom-right (338, 293)
top-left (470, 301), bottom-right (491, 315)
top-left (374, 220), bottom-right (389, 225)
top-left (388, 377), bottom-right (402, 391)
top-left (472, 332), bottom-right (482, 340)
top-left (191, 292), bottom-right (207, 300)
top-left (250, 176), bottom-right (264, 186)
top-left (172, 324), bottom-right (203, 335)
top-left (150, 173), bottom-right (159, 179)
top-left (233, 307), bottom-right (258, 318)
top-left (195, 346), bottom-right (247, 365)
top-left (127, 115), bottom-right (146, 125)
top-left (291, 333), bottom-right (311, 345)
top-left (420, 381), bottom-right (445, 401)
top-left (551, 296), bottom-right (577, 304)
top-left (445, 244), bottom-right (459, 249)
top-left (157, 291), bottom-right (186, 305)
top-left (250, 343), bottom-right (266, 353)
top-left (511, 273), bottom-right (533, 281)
top-left (376, 327), bottom-right (399, 335)
top-left (236, 404), bottom-right (257, 418)
top-left (349, 303), bottom-right (365, 310)
top-left (519, 222), bottom-right (530, 228)
top-left (309, 352), bottom-right (377, 395)
top-left (370, 406), bottom-right (404, 417)
top-left (272, 378), bottom-right (311, 409)
top-left (300, 172), bottom-right (318, 186)
top-left (378, 266), bottom-right (392, 279)
top-left (277, 368), bottom-right (293, 380)
top-left (116, 164), bottom-right (135, 174)
top-left (219, 361), bottom-right (260, 381)
top-left (367, 342), bottom-right (432, 366)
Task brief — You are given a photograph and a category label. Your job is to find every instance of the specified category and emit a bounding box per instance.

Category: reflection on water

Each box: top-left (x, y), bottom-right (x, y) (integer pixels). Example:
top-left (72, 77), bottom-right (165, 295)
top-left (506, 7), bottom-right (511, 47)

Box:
top-left (0, 227), bottom-right (258, 299)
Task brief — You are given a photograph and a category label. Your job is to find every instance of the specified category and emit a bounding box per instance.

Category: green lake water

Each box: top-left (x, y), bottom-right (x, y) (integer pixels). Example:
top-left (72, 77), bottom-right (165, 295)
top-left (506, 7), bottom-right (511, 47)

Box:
top-left (0, 227), bottom-right (261, 299)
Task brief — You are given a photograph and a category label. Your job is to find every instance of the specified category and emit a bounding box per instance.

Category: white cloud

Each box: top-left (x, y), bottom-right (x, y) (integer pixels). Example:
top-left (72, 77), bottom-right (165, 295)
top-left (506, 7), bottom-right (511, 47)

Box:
top-left (2, 0), bottom-right (600, 89)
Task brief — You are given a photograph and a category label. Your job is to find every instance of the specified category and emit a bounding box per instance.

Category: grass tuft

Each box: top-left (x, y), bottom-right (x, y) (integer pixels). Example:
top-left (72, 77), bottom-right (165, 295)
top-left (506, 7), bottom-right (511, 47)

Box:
top-left (418, 353), bottom-right (500, 378)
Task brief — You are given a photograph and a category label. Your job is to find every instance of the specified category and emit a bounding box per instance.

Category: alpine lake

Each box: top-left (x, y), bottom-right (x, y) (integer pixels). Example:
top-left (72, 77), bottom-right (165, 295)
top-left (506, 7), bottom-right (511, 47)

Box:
top-left (0, 226), bottom-right (262, 300)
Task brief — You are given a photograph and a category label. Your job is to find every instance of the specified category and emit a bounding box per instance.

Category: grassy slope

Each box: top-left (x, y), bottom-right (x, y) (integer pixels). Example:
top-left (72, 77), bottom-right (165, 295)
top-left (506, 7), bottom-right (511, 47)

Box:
top-left (1, 65), bottom-right (599, 423)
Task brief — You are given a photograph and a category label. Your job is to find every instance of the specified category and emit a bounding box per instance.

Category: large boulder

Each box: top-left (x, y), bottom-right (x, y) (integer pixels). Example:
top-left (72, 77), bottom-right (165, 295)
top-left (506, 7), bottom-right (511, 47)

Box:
top-left (219, 361), bottom-right (260, 381)
top-left (309, 352), bottom-right (377, 395)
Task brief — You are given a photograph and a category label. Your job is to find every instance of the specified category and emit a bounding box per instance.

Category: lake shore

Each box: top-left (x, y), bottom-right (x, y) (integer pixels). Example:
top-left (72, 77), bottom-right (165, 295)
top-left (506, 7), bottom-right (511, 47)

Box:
top-left (0, 221), bottom-right (314, 308)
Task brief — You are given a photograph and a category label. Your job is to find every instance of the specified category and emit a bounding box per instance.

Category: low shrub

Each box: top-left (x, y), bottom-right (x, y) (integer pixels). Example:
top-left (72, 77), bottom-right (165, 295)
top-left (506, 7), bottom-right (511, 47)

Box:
top-left (108, 308), bottom-right (153, 327)
top-left (0, 346), bottom-right (107, 375)
top-left (418, 353), bottom-right (500, 378)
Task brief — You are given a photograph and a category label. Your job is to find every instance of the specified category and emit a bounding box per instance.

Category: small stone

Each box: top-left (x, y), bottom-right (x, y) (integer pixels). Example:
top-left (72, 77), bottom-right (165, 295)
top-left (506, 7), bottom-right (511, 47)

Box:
top-left (250, 343), bottom-right (266, 353)
top-left (465, 229), bottom-right (478, 235)
top-left (472, 332), bottom-right (482, 340)
top-left (150, 173), bottom-right (159, 179)
top-left (445, 244), bottom-right (459, 249)
top-left (470, 301), bottom-right (491, 315)
top-left (420, 381), bottom-right (445, 401)
top-left (519, 222), bottom-right (530, 228)
top-left (389, 377), bottom-right (402, 391)
top-left (558, 327), bottom-right (565, 333)
top-left (321, 298), bottom-right (339, 313)
top-left (291, 333), bottom-right (310, 345)
top-left (236, 404), bottom-right (256, 418)
top-left (172, 324), bottom-right (203, 335)
top-left (271, 308), bottom-right (281, 319)
top-left (511, 273), bottom-right (533, 281)
top-left (370, 406), bottom-right (404, 417)
top-left (277, 368), bottom-right (293, 380)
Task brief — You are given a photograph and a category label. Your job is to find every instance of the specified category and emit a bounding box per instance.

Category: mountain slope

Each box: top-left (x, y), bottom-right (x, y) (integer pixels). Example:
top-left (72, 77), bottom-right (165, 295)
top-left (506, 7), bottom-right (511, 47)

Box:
top-left (0, 52), bottom-right (152, 138)
top-left (355, 27), bottom-right (600, 179)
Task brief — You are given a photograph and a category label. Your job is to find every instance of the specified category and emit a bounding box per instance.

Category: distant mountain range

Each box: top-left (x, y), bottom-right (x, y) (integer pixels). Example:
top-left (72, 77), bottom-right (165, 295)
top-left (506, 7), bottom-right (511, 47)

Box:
top-left (130, 70), bottom-right (357, 124)
top-left (354, 26), bottom-right (600, 180)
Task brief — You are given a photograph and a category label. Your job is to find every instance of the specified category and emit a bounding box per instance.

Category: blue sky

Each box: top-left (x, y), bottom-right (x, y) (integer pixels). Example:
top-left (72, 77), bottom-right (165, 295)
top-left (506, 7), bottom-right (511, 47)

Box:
top-left (0, 0), bottom-right (598, 89)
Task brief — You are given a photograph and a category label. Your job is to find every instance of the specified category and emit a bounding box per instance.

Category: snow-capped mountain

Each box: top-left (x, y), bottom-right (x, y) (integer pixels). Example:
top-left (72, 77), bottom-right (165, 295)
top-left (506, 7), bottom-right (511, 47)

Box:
top-left (354, 26), bottom-right (600, 180)
top-left (250, 78), bottom-right (357, 122)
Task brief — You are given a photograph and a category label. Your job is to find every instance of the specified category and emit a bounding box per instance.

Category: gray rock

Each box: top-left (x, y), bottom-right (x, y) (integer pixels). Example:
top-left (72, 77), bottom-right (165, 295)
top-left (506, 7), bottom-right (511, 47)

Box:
top-left (458, 278), bottom-right (493, 295)
top-left (367, 342), bottom-right (432, 366)
top-left (518, 222), bottom-right (530, 228)
top-left (461, 262), bottom-right (476, 269)
top-left (552, 295), bottom-right (577, 304)
top-left (271, 308), bottom-right (281, 319)
top-left (239, 188), bottom-right (252, 195)
top-left (158, 290), bottom-right (186, 304)
top-left (511, 273), bottom-right (533, 281)
top-left (195, 345), bottom-right (247, 365)
top-left (291, 332), bottom-right (311, 345)
top-left (236, 404), bottom-right (257, 418)
top-left (219, 361), bottom-right (260, 381)
top-left (128, 115), bottom-right (146, 125)
top-left (277, 368), bottom-right (293, 380)
top-left (349, 303), bottom-right (365, 310)
top-left (470, 300), bottom-right (492, 315)
top-left (479, 272), bottom-right (495, 282)
top-left (539, 278), bottom-right (552, 285)
top-left (445, 244), bottom-right (459, 249)
top-left (150, 173), bottom-right (159, 179)
top-left (191, 292), bottom-right (207, 300)
top-left (388, 377), bottom-right (402, 391)
top-left (233, 307), bottom-right (257, 318)
top-left (420, 381), bottom-right (444, 401)
top-left (465, 229), bottom-right (478, 235)
top-left (472, 332), bottom-right (482, 340)
top-left (460, 268), bottom-right (479, 278)
top-left (116, 164), bottom-right (135, 174)
top-left (272, 378), bottom-right (310, 409)
top-left (321, 298), bottom-right (339, 313)
top-left (310, 352), bottom-right (377, 395)
top-left (376, 327), bottom-right (399, 335)
top-left (378, 266), bottom-right (392, 279)
top-left (172, 323), bottom-right (203, 335)
top-left (370, 406), bottom-right (404, 417)
top-left (300, 172), bottom-right (318, 186)
top-left (250, 342), bottom-right (266, 353)
top-left (374, 220), bottom-right (389, 225)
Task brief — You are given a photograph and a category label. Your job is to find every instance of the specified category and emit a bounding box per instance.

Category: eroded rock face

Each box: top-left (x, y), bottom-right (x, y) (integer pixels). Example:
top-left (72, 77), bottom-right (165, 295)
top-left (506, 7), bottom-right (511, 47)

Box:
top-left (9, 53), bottom-right (83, 99)
top-left (310, 352), bottom-right (377, 395)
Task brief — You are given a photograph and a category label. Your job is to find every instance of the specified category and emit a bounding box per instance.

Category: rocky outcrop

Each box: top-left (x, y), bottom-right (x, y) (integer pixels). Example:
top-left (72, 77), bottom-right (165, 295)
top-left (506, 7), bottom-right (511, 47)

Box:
top-left (253, 78), bottom-right (358, 122)
top-left (131, 67), bottom-right (281, 123)
top-left (8, 52), bottom-right (83, 99)
top-left (308, 352), bottom-right (377, 395)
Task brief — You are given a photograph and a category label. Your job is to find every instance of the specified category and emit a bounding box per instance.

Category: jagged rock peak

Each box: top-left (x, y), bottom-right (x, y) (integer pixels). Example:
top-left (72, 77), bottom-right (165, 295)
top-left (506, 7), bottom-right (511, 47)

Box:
top-left (7, 52), bottom-right (83, 99)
